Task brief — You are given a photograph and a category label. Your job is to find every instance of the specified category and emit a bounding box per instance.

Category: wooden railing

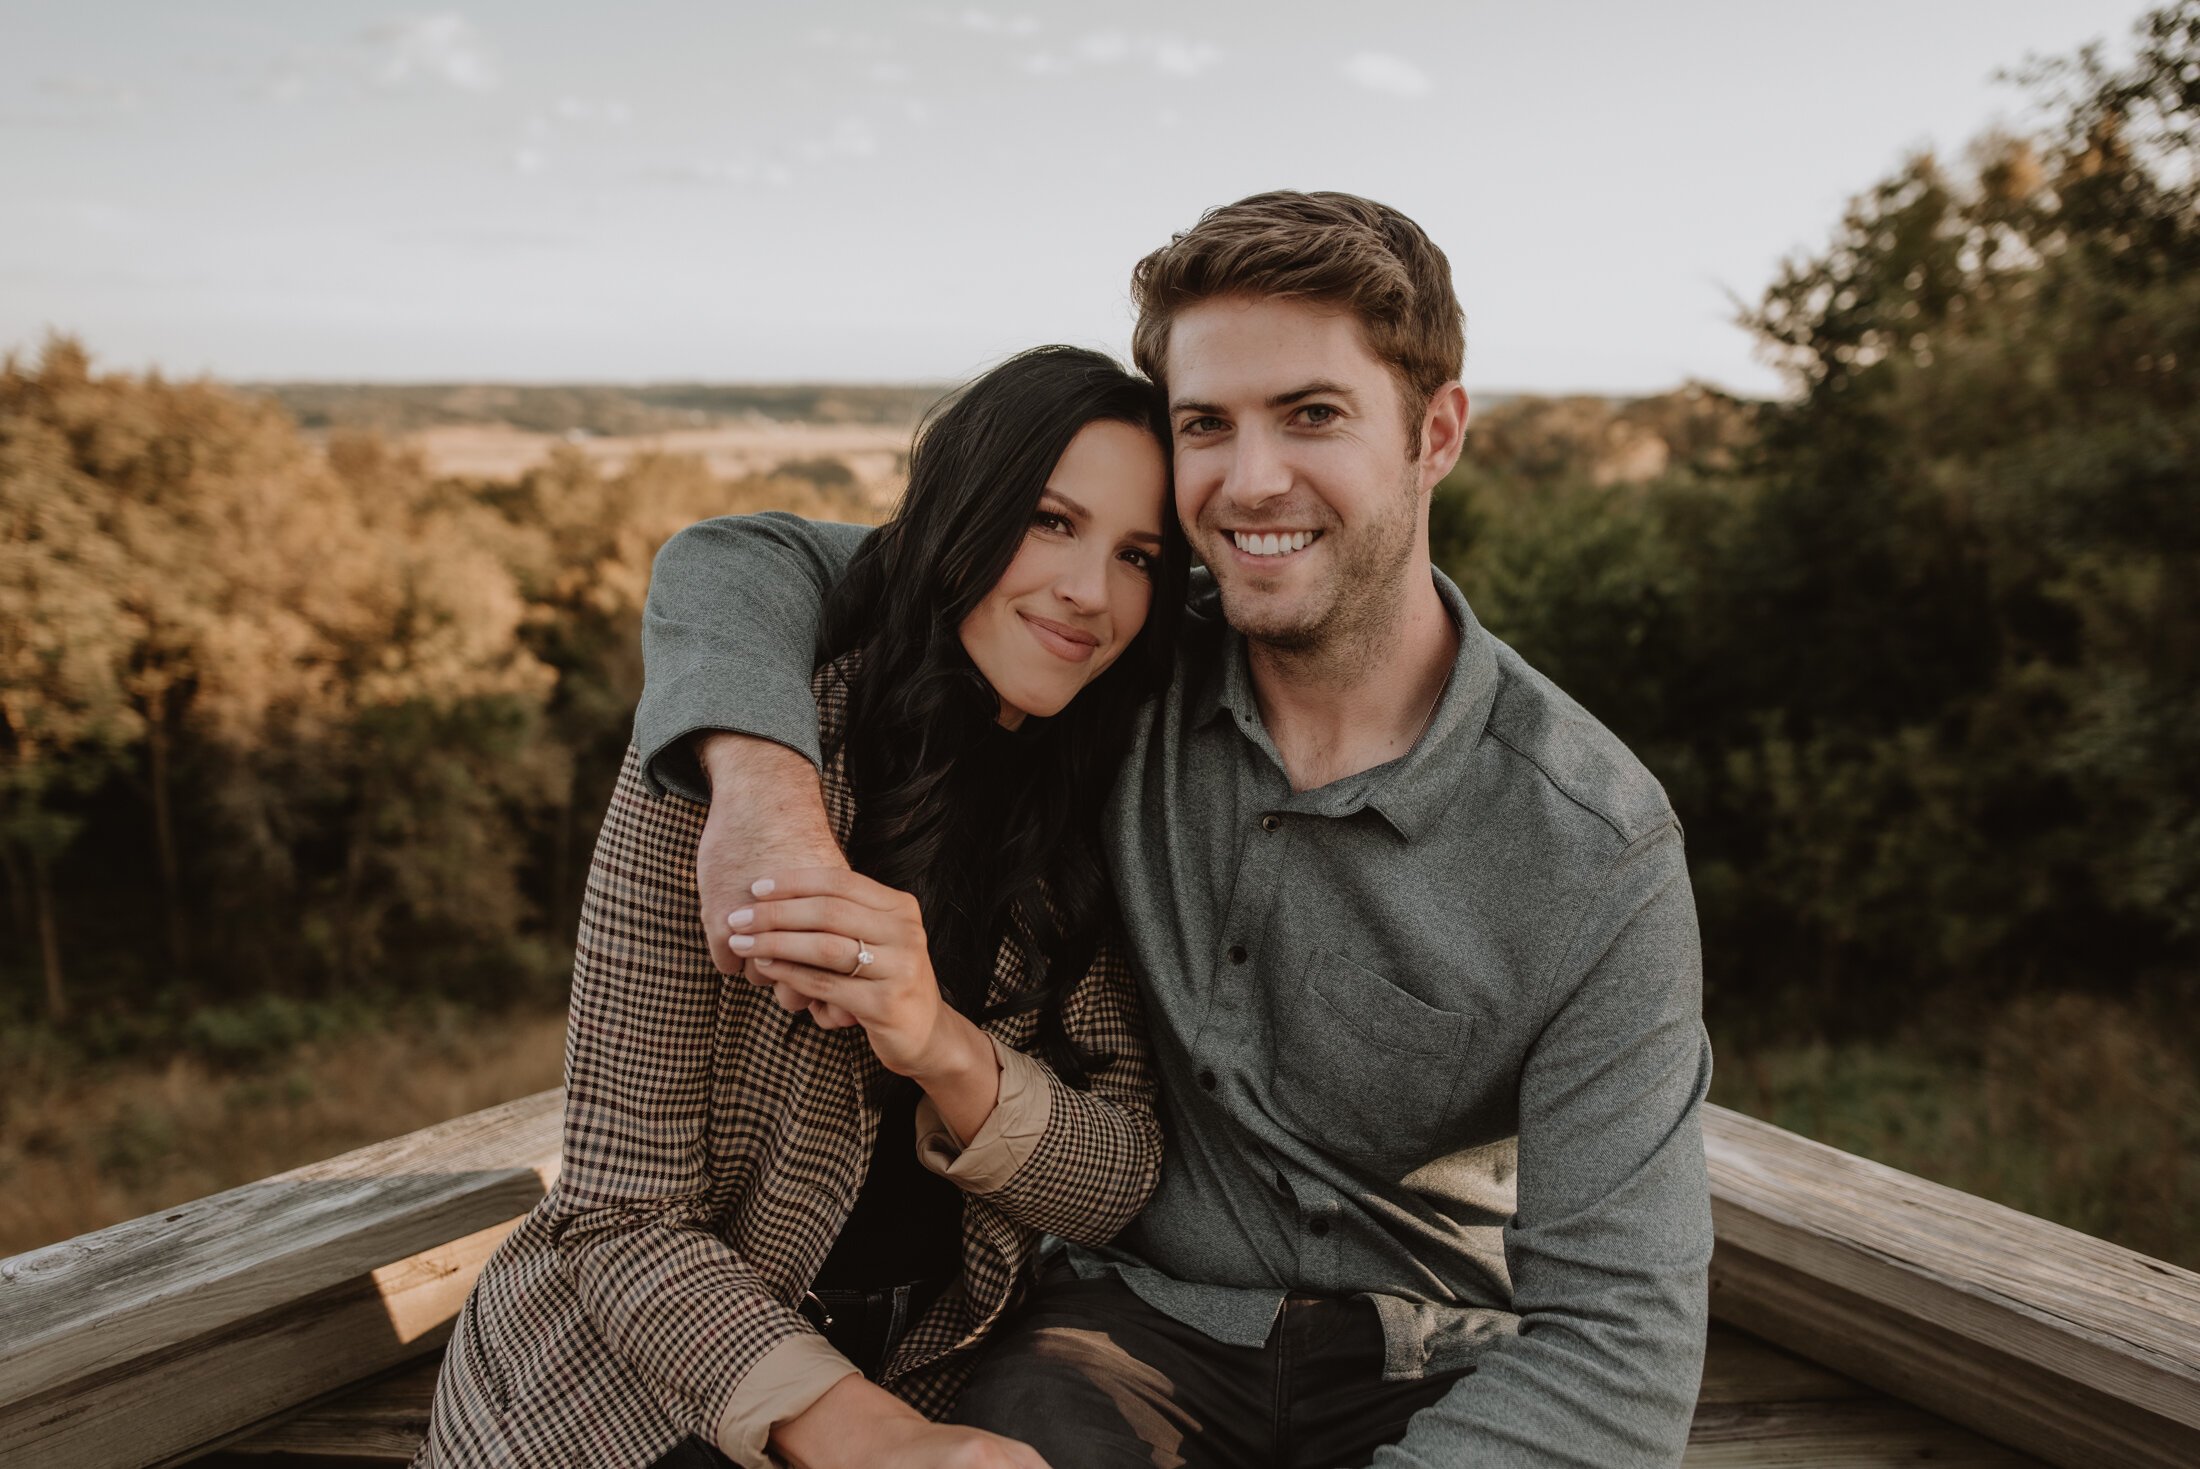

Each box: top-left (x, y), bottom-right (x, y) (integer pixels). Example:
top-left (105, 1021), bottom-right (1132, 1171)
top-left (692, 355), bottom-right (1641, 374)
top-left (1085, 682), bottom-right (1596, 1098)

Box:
top-left (0, 1092), bottom-right (560, 1469)
top-left (1, 1098), bottom-right (2194, 1468)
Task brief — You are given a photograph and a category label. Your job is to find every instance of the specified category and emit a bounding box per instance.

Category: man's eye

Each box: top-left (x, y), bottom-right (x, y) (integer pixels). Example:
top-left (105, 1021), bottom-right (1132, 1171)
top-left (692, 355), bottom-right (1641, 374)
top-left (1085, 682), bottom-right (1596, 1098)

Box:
top-left (1298, 404), bottom-right (1340, 426)
top-left (1178, 416), bottom-right (1224, 437)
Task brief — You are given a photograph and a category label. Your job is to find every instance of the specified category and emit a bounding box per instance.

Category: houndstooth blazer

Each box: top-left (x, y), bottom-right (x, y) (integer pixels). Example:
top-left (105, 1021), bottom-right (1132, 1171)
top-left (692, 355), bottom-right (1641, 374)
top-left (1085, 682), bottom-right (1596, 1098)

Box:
top-left (416, 663), bottom-right (1161, 1468)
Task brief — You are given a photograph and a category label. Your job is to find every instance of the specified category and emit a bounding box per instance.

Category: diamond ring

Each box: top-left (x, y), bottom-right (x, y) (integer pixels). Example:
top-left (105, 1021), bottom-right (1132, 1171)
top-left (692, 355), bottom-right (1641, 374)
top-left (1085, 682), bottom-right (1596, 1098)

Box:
top-left (848, 941), bottom-right (875, 978)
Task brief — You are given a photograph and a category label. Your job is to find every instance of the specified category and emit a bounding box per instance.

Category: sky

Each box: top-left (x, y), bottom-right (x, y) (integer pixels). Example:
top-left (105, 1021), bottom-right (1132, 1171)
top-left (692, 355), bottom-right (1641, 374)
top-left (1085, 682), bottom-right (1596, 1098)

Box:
top-left (0, 0), bottom-right (2144, 397)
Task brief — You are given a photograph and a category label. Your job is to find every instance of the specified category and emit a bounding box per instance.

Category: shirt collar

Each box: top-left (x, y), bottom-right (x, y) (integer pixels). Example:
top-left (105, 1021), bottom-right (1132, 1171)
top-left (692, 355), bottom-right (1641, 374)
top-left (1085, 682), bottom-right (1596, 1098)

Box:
top-left (1195, 565), bottom-right (1500, 841)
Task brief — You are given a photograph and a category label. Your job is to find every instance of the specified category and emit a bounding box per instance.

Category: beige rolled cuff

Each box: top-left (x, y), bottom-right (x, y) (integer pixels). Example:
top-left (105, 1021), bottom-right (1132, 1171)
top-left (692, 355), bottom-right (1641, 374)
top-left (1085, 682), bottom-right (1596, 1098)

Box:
top-left (712, 1332), bottom-right (862, 1467)
top-left (913, 1036), bottom-right (1054, 1194)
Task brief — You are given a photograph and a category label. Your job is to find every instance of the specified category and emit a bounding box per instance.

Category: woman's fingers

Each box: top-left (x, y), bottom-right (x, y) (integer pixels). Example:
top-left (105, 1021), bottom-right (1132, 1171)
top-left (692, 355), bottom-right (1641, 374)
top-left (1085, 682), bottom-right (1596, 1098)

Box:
top-left (753, 959), bottom-right (859, 1011)
top-left (728, 893), bottom-right (884, 943)
top-left (733, 928), bottom-right (869, 975)
top-left (746, 866), bottom-right (907, 913)
top-left (807, 999), bottom-right (860, 1029)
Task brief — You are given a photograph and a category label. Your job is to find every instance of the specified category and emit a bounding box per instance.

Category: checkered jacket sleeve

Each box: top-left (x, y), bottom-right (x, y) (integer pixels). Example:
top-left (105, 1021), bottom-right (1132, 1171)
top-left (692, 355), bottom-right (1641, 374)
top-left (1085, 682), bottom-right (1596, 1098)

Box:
top-left (970, 938), bottom-right (1161, 1244)
top-left (544, 759), bottom-right (813, 1443)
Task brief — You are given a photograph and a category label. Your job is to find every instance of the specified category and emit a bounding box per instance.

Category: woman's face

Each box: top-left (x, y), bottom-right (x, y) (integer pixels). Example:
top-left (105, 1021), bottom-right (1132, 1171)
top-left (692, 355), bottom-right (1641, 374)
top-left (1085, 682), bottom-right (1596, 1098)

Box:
top-left (959, 417), bottom-right (1169, 729)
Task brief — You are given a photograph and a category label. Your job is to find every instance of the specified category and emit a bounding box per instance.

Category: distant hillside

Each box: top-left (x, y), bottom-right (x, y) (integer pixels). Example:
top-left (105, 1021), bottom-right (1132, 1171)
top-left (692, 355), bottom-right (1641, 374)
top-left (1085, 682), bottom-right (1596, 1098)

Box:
top-left (247, 381), bottom-right (951, 437)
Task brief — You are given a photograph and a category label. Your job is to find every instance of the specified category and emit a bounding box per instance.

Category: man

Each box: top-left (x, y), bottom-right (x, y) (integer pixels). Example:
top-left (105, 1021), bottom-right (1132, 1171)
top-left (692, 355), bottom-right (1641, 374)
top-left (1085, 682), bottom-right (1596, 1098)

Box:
top-left (636, 191), bottom-right (1713, 1467)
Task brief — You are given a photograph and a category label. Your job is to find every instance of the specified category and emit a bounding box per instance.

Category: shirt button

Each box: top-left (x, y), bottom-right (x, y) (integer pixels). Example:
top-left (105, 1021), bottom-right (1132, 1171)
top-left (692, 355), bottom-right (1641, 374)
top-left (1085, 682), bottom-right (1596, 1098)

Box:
top-left (1309, 1217), bottom-right (1332, 1238)
top-left (1261, 814), bottom-right (1281, 833)
top-left (1198, 1069), bottom-right (1218, 1091)
top-left (1227, 945), bottom-right (1248, 964)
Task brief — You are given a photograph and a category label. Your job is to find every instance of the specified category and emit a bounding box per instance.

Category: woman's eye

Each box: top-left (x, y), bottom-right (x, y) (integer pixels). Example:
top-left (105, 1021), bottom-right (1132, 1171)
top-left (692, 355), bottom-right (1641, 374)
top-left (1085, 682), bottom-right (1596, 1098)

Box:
top-left (1119, 547), bottom-right (1155, 573)
top-left (1031, 510), bottom-right (1070, 533)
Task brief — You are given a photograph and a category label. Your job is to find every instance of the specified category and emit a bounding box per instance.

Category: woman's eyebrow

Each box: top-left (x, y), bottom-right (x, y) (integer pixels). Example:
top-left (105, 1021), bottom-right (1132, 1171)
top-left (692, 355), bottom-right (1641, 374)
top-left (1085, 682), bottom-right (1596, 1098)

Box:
top-left (1040, 486), bottom-right (1088, 521)
top-left (1046, 487), bottom-right (1163, 547)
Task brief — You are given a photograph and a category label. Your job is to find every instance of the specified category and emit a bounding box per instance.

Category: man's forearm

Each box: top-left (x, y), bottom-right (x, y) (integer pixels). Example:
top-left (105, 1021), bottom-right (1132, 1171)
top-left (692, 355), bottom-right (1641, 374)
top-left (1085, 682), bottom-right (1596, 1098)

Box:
top-left (697, 732), bottom-right (838, 851)
top-left (693, 732), bottom-right (848, 980)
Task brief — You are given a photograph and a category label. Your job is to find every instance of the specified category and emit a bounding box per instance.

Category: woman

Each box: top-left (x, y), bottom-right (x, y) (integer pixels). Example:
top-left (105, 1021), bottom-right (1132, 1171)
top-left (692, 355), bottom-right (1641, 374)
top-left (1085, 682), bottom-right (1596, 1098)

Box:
top-left (418, 346), bottom-right (1186, 1469)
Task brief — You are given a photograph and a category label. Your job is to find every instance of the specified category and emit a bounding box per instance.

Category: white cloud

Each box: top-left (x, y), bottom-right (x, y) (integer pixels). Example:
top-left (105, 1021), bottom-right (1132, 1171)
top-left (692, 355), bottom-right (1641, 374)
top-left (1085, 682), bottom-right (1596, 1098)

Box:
top-left (1343, 52), bottom-right (1431, 99)
top-left (799, 116), bottom-right (878, 162)
top-left (1020, 52), bottom-right (1067, 76)
top-left (1075, 32), bottom-right (1131, 64)
top-left (38, 74), bottom-right (148, 111)
top-left (512, 146), bottom-right (547, 175)
top-left (957, 9), bottom-right (1038, 37)
top-left (553, 96), bottom-right (631, 124)
top-left (367, 14), bottom-right (499, 92)
top-left (866, 60), bottom-right (914, 84)
top-left (1153, 37), bottom-right (1221, 78)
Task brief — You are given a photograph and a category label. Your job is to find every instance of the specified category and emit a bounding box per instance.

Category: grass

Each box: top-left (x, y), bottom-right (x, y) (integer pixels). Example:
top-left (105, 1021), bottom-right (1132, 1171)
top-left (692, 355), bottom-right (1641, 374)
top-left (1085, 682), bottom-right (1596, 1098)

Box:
top-left (0, 998), bottom-right (568, 1257)
top-left (2, 987), bottom-right (2191, 1278)
top-left (1710, 991), bottom-right (2200, 1270)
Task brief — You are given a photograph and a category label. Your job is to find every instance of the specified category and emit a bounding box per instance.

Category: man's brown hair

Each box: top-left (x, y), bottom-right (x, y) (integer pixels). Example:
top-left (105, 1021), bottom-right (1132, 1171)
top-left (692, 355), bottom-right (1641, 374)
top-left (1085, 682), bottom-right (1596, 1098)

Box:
top-left (1129, 190), bottom-right (1466, 421)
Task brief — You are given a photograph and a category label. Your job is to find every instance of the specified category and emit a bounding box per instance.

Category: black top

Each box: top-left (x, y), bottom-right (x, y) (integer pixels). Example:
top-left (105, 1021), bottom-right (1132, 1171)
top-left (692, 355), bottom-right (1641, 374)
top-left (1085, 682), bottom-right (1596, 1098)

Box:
top-left (814, 713), bottom-right (1040, 1290)
top-left (811, 1076), bottom-right (964, 1289)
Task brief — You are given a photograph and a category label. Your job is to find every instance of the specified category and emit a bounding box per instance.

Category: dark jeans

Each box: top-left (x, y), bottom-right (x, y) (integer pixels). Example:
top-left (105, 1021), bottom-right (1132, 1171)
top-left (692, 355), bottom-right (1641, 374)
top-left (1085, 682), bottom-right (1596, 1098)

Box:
top-left (953, 1259), bottom-right (1474, 1469)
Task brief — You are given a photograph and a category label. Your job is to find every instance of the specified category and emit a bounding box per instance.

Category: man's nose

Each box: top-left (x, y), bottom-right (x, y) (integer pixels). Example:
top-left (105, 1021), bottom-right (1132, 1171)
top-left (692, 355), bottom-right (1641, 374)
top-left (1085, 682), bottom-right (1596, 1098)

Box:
top-left (1223, 428), bottom-right (1292, 508)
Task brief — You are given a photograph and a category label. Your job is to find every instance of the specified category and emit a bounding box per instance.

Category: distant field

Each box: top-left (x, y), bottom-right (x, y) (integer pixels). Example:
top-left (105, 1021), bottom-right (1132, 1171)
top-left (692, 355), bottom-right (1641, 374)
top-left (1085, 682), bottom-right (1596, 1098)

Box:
top-left (246, 379), bottom-right (940, 508)
top-left (404, 420), bottom-right (914, 507)
top-left (248, 380), bottom-right (949, 436)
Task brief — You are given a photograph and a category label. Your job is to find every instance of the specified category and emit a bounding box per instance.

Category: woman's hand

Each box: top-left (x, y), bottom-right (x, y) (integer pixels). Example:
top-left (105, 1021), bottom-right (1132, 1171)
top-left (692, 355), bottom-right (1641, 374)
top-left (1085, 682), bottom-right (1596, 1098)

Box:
top-left (771, 1374), bottom-right (1049, 1469)
top-left (729, 868), bottom-right (1001, 1138)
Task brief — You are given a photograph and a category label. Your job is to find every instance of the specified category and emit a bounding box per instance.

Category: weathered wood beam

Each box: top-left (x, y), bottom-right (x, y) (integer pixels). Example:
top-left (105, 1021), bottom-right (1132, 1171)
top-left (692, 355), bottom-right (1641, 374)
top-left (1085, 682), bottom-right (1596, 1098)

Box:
top-left (1702, 1102), bottom-right (2200, 1469)
top-left (0, 1090), bottom-right (562, 1469)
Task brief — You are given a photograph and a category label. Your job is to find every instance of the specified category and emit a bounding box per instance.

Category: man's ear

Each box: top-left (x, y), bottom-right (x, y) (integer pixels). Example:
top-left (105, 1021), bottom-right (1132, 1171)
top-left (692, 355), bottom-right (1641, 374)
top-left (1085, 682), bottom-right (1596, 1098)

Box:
top-left (1419, 382), bottom-right (1470, 489)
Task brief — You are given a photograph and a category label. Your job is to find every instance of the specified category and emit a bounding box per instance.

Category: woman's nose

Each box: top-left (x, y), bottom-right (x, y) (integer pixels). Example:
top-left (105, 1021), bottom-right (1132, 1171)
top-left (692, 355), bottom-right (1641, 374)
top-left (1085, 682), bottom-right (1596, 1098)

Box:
top-left (1055, 547), bottom-right (1109, 609)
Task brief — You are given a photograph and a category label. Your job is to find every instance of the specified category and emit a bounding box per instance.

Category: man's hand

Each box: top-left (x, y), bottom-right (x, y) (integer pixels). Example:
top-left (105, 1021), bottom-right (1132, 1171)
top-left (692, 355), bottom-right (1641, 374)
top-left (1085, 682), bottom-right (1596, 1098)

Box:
top-left (770, 1374), bottom-right (1049, 1469)
top-left (693, 731), bottom-right (855, 1027)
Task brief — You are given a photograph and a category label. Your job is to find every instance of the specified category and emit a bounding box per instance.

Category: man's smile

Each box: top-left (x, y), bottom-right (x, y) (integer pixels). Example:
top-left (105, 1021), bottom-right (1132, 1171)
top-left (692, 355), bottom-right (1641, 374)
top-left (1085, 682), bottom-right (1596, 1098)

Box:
top-left (1227, 529), bottom-right (1324, 560)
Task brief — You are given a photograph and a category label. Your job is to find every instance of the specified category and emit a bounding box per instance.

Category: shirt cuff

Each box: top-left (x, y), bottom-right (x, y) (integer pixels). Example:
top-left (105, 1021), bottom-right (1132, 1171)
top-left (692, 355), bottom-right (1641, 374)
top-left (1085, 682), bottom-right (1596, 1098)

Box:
top-left (914, 1037), bottom-right (1053, 1194)
top-left (633, 656), bottom-right (825, 802)
top-left (712, 1333), bottom-right (862, 1467)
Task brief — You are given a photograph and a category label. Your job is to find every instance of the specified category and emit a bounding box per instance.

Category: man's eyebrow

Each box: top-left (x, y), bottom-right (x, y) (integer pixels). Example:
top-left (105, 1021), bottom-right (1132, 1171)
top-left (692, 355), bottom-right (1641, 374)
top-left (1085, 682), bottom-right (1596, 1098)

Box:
top-left (1167, 382), bottom-right (1358, 416)
top-left (1267, 380), bottom-right (1356, 409)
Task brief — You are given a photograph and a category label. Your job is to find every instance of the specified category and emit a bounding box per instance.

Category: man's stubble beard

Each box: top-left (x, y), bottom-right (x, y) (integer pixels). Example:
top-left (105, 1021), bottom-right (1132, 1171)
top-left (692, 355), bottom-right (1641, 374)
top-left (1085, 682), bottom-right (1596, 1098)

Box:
top-left (1212, 461), bottom-right (1423, 673)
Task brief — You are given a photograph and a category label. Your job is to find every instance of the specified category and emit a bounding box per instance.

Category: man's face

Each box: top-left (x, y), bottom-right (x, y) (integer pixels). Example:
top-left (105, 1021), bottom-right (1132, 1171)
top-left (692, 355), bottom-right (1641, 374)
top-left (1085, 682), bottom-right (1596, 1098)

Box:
top-left (1166, 295), bottom-right (1443, 656)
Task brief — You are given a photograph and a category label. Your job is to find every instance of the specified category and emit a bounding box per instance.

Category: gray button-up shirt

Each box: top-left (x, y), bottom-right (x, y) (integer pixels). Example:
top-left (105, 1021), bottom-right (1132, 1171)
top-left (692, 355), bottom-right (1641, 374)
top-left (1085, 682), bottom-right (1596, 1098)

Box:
top-left (637, 512), bottom-right (1714, 1467)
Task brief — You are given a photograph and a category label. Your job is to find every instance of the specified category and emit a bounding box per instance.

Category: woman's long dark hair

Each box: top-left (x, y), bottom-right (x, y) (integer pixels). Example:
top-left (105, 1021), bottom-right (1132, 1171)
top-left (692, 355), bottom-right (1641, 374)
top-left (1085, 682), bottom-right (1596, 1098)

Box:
top-left (817, 346), bottom-right (1186, 1086)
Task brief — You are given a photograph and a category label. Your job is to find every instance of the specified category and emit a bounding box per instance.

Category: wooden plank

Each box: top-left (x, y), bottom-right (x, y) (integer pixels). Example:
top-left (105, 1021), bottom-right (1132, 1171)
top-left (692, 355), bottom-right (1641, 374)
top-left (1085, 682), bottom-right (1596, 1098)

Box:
top-left (0, 1091), bottom-right (562, 1469)
top-left (1, 1218), bottom-right (518, 1469)
top-left (1703, 1102), bottom-right (2200, 1469)
top-left (214, 1360), bottom-right (439, 1461)
top-left (206, 1319), bottom-right (2049, 1468)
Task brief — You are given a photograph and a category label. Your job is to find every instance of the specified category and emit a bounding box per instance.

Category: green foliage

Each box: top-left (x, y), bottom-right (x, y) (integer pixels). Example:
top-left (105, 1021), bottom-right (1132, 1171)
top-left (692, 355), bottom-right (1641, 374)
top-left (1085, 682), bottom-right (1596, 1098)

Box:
top-left (0, 339), bottom-right (860, 1034)
top-left (1436, 3), bottom-right (2200, 1031)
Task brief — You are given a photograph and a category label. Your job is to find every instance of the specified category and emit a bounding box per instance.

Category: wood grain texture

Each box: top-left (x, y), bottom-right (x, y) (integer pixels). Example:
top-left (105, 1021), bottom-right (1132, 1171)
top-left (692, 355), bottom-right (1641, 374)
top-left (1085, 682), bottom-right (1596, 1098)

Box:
top-left (0, 1090), bottom-right (562, 1469)
top-left (207, 1323), bottom-right (2052, 1467)
top-left (1703, 1103), bottom-right (2200, 1469)
top-left (2, 1218), bottom-right (520, 1469)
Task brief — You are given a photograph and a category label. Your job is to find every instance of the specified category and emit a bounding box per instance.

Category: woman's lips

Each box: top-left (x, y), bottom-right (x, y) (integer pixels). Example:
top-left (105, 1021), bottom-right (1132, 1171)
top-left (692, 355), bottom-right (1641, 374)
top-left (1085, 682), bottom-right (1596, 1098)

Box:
top-left (1020, 610), bottom-right (1100, 663)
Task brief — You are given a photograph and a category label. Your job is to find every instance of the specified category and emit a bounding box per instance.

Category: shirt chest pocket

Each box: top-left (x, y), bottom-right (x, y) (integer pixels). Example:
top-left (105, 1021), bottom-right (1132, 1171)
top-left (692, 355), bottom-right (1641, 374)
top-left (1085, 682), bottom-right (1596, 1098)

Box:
top-left (1270, 949), bottom-right (1470, 1165)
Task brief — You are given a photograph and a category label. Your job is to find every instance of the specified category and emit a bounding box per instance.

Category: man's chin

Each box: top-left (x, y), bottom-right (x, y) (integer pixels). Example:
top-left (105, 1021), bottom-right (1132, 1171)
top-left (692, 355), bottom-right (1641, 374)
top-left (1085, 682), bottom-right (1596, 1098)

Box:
top-left (1214, 585), bottom-right (1324, 650)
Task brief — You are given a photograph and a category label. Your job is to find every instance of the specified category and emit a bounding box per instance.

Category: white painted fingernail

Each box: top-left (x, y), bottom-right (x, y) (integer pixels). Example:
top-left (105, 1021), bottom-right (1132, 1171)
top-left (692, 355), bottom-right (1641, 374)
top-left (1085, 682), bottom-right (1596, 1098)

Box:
top-left (728, 908), bottom-right (753, 928)
top-left (729, 934), bottom-right (755, 952)
top-left (750, 878), bottom-right (776, 897)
